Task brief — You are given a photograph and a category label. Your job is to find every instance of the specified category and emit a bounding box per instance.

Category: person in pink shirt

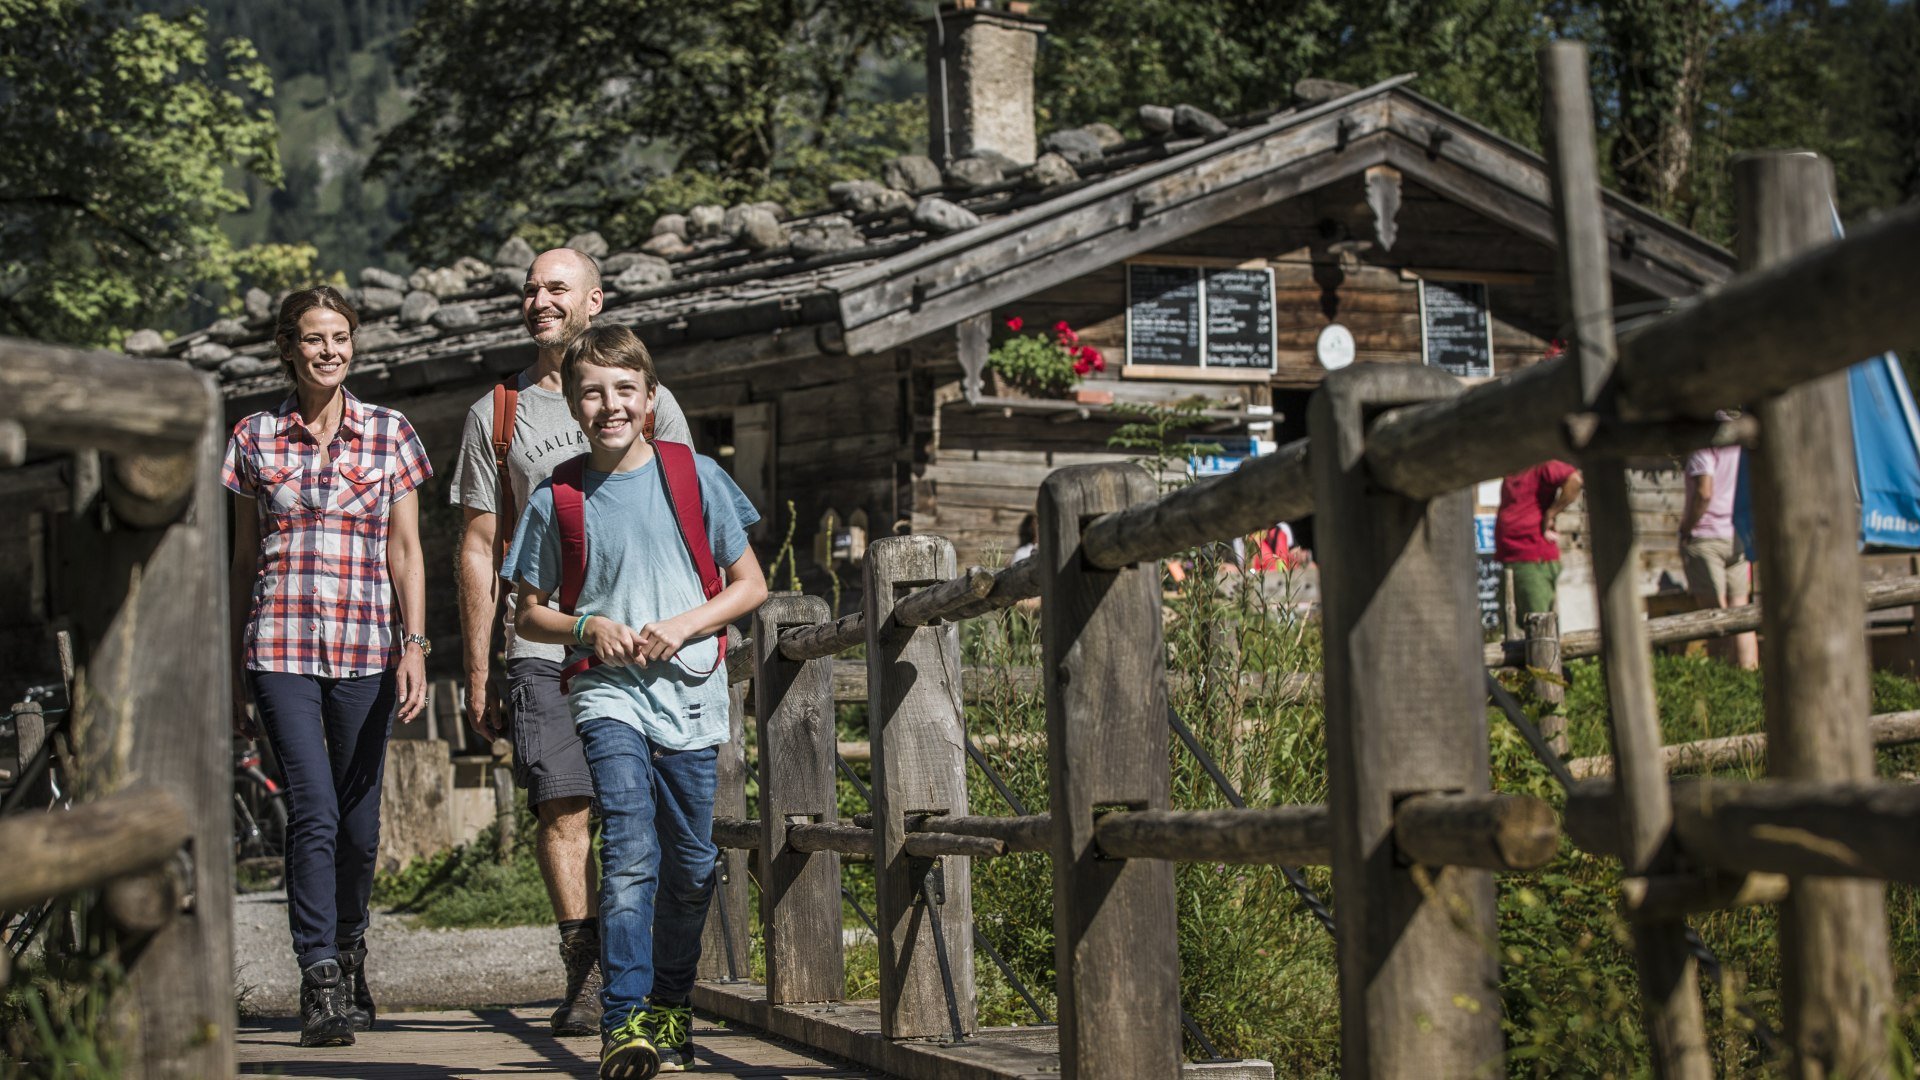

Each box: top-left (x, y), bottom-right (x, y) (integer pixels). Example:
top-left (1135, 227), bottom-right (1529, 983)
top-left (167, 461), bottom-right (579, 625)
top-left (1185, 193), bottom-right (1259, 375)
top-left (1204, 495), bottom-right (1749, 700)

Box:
top-left (1682, 417), bottom-right (1758, 668)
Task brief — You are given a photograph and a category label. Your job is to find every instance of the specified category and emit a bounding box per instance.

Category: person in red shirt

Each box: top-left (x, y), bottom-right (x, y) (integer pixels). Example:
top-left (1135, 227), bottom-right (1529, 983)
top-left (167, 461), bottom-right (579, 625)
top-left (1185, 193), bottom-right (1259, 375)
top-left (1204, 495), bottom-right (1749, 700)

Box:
top-left (1495, 461), bottom-right (1583, 629)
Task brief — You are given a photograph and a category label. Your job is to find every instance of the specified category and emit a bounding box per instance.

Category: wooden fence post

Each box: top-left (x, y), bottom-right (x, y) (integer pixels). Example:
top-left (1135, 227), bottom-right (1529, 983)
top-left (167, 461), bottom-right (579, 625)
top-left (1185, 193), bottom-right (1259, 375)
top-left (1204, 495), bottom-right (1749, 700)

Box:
top-left (60, 376), bottom-right (233, 1079)
top-left (1739, 150), bottom-right (1894, 1079)
top-left (1523, 612), bottom-right (1566, 753)
top-left (1538, 41), bottom-right (1711, 1077)
top-left (753, 592), bottom-right (845, 1003)
top-left (698, 682), bottom-right (752, 981)
top-left (1309, 365), bottom-right (1503, 1078)
top-left (865, 534), bottom-right (975, 1039)
top-left (1039, 463), bottom-right (1178, 1080)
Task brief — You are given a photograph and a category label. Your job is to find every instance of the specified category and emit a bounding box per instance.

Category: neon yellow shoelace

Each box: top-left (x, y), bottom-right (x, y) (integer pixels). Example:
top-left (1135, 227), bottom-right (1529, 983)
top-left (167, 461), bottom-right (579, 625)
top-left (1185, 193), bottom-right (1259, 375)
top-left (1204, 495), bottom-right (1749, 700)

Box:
top-left (652, 1004), bottom-right (691, 1048)
top-left (607, 1009), bottom-right (651, 1050)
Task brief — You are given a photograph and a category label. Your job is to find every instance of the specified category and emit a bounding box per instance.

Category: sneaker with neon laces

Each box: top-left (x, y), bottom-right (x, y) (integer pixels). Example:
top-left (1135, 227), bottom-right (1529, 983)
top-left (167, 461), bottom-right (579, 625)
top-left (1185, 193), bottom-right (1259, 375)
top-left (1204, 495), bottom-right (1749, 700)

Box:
top-left (647, 1000), bottom-right (695, 1071)
top-left (599, 1010), bottom-right (659, 1080)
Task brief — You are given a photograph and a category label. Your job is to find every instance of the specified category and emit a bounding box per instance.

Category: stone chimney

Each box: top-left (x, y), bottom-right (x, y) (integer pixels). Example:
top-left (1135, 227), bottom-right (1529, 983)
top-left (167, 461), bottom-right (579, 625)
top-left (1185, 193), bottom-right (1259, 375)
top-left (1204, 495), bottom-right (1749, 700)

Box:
top-left (925, 1), bottom-right (1045, 167)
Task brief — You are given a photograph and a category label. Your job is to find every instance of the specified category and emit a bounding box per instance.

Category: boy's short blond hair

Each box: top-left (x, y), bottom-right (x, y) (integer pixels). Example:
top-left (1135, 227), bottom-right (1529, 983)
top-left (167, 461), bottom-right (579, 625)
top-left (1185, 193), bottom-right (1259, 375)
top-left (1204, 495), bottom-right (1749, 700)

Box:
top-left (561, 324), bottom-right (657, 403)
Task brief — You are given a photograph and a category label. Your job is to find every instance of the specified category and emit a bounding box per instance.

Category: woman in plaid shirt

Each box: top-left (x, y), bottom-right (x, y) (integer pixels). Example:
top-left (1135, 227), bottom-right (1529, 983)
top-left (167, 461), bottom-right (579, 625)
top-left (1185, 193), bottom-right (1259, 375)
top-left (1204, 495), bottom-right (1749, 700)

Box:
top-left (224, 286), bottom-right (432, 1048)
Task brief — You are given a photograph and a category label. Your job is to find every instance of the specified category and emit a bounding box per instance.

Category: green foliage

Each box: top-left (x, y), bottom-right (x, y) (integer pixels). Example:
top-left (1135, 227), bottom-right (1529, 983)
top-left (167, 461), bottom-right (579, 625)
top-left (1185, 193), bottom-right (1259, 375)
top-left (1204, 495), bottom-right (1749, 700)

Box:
top-left (988, 331), bottom-right (1080, 397)
top-left (0, 899), bottom-right (125, 1079)
top-left (367, 0), bottom-right (923, 262)
top-left (371, 804), bottom-right (553, 928)
top-left (1107, 398), bottom-right (1223, 490)
top-left (0, 0), bottom-right (283, 345)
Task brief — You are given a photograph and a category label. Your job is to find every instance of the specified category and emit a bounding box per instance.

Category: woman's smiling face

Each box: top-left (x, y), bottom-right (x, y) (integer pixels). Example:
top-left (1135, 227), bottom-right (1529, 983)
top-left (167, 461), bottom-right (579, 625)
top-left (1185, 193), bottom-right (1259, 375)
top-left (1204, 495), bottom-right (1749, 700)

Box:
top-left (288, 307), bottom-right (354, 392)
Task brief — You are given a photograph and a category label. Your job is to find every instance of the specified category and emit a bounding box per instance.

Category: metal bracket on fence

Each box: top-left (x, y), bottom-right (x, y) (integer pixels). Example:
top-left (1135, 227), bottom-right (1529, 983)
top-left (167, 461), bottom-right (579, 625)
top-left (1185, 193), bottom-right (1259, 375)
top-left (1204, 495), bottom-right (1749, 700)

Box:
top-left (912, 856), bottom-right (969, 1045)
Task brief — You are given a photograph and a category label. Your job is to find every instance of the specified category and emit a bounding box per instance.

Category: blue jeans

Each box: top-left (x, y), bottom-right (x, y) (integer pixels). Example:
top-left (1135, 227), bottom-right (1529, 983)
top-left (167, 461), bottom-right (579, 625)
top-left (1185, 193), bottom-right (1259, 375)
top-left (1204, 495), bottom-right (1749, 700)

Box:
top-left (249, 669), bottom-right (395, 970)
top-left (578, 718), bottom-right (718, 1029)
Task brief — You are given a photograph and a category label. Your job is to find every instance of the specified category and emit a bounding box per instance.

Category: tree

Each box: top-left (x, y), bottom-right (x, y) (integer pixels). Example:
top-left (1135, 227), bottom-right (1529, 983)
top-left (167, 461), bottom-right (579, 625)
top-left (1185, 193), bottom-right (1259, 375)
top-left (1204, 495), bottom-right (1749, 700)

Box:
top-left (0, 0), bottom-right (286, 346)
top-left (368, 0), bottom-right (923, 263)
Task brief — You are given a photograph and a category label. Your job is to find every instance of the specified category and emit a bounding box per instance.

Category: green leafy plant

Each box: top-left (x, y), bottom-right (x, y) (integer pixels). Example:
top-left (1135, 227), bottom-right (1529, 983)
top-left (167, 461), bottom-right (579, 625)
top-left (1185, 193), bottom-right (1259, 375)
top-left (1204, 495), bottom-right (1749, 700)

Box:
top-left (1107, 398), bottom-right (1222, 490)
top-left (988, 317), bottom-right (1104, 397)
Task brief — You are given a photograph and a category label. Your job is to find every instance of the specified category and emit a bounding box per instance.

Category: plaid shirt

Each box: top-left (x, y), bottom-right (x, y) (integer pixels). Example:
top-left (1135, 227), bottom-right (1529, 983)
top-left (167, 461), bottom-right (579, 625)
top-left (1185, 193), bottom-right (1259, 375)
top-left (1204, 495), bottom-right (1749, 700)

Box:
top-left (223, 390), bottom-right (433, 677)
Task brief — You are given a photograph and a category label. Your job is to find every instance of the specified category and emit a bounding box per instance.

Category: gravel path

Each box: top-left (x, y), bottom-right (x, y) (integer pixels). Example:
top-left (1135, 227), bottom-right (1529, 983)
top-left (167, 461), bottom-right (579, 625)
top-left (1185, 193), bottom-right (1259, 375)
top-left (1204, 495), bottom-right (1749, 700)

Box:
top-left (235, 891), bottom-right (568, 1017)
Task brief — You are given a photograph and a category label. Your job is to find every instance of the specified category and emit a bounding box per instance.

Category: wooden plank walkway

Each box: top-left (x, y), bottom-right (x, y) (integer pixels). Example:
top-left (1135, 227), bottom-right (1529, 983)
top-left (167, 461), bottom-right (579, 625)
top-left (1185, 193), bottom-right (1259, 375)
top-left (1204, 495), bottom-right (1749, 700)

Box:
top-left (236, 1006), bottom-right (891, 1079)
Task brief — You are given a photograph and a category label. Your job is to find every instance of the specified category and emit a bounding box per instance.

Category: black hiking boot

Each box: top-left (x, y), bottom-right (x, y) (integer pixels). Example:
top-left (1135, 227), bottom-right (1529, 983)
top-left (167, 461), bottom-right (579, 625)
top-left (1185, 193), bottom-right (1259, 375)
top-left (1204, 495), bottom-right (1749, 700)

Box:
top-left (337, 939), bottom-right (376, 1031)
top-left (552, 922), bottom-right (605, 1036)
top-left (298, 959), bottom-right (356, 1048)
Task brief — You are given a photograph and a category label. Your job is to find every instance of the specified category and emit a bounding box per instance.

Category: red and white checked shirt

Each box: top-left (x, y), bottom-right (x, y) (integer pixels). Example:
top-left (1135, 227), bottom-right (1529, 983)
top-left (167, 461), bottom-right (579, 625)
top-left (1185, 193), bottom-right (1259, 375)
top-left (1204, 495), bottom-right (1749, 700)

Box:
top-left (223, 390), bottom-right (433, 677)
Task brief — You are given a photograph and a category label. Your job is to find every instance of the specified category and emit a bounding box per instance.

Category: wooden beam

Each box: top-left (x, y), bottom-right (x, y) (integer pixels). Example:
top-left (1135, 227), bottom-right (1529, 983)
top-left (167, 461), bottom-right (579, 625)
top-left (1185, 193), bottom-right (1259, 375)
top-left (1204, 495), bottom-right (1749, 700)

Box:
top-left (1040, 463), bottom-right (1179, 1080)
top-left (0, 338), bottom-right (215, 455)
top-left (0, 786), bottom-right (189, 910)
top-left (1566, 710), bottom-right (1920, 780)
top-left (752, 593), bottom-right (845, 1004)
top-left (1621, 872), bottom-right (1790, 923)
top-left (1092, 806), bottom-right (1329, 865)
top-left (865, 534), bottom-right (976, 1039)
top-left (698, 684), bottom-right (752, 981)
top-left (1391, 792), bottom-right (1558, 872)
top-left (1740, 151), bottom-right (1894, 1077)
top-left (1365, 197), bottom-right (1920, 500)
top-left (1310, 364), bottom-right (1503, 1077)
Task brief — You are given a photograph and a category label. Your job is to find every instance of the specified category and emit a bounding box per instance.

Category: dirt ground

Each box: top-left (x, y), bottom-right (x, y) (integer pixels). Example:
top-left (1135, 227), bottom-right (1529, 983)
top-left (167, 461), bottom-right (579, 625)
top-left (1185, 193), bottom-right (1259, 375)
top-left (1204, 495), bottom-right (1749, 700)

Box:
top-left (234, 891), bottom-right (569, 1017)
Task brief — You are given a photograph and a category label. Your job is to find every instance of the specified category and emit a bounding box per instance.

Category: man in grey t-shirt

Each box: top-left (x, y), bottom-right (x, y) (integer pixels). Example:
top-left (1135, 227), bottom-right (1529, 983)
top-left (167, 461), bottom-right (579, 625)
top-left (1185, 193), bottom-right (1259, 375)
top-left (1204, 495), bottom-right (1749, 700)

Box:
top-left (447, 247), bottom-right (689, 1035)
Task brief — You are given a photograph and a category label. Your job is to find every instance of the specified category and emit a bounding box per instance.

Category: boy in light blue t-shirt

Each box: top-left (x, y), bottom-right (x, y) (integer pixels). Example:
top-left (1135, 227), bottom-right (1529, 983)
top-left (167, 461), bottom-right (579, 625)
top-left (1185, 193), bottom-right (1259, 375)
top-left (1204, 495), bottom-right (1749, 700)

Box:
top-left (506, 324), bottom-right (767, 1080)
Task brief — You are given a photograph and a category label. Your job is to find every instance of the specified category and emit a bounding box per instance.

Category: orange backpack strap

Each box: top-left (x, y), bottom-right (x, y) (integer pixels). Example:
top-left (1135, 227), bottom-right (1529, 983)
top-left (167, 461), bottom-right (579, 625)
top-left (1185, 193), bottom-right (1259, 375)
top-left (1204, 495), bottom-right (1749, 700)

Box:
top-left (490, 380), bottom-right (518, 561)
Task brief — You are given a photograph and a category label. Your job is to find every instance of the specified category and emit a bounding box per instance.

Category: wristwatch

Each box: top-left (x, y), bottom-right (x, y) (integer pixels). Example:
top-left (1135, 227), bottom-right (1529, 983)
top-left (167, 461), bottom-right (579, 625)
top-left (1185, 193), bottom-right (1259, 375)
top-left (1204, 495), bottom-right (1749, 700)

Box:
top-left (404, 633), bottom-right (432, 657)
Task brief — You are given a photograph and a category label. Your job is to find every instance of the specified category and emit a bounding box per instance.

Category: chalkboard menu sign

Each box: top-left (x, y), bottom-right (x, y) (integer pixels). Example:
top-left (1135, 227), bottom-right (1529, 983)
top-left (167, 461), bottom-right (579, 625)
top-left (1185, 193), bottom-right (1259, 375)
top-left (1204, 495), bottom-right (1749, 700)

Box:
top-left (1125, 262), bottom-right (1276, 375)
top-left (1202, 268), bottom-right (1276, 369)
top-left (1126, 265), bottom-right (1202, 367)
top-left (1477, 555), bottom-right (1504, 632)
top-left (1420, 278), bottom-right (1494, 378)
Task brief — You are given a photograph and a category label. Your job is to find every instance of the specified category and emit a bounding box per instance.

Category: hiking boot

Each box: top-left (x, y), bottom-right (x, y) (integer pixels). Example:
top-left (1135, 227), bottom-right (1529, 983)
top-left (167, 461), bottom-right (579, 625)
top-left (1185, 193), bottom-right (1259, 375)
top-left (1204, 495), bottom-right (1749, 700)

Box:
top-left (336, 939), bottom-right (376, 1031)
top-left (298, 959), bottom-right (355, 1048)
top-left (551, 923), bottom-right (605, 1036)
top-left (599, 1009), bottom-right (660, 1080)
top-left (647, 999), bottom-right (695, 1071)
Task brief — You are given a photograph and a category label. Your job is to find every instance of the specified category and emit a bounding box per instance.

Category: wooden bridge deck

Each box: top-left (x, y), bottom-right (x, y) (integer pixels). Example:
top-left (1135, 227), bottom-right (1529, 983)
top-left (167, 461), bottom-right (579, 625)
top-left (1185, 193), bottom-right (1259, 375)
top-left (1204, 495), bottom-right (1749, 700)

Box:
top-left (236, 1006), bottom-right (890, 1079)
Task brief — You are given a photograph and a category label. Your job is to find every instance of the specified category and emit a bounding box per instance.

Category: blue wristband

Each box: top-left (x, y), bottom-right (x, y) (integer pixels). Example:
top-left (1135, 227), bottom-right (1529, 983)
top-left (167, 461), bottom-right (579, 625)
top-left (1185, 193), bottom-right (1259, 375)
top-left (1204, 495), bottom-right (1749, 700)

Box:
top-left (573, 613), bottom-right (592, 644)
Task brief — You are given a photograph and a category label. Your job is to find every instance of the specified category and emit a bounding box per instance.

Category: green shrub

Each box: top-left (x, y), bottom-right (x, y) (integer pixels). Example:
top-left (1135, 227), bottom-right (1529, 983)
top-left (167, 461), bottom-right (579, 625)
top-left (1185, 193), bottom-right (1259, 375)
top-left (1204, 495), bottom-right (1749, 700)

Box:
top-left (372, 804), bottom-right (553, 929)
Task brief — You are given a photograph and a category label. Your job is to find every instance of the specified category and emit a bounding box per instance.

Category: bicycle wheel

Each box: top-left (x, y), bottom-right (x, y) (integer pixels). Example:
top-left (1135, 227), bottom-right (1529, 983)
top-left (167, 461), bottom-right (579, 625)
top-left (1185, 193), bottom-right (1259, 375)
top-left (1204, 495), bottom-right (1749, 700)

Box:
top-left (233, 770), bottom-right (287, 891)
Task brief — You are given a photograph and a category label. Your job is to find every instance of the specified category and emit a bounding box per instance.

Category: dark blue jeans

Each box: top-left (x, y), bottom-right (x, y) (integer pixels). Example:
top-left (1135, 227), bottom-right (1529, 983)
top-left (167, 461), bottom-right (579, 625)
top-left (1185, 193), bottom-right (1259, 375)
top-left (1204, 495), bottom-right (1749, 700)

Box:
top-left (577, 718), bottom-right (717, 1030)
top-left (250, 669), bottom-right (395, 970)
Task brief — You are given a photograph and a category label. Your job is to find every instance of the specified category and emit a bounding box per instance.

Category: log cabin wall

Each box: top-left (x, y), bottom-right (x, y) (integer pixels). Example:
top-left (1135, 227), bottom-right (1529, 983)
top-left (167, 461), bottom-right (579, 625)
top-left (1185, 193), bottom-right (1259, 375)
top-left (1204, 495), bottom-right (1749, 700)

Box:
top-left (907, 173), bottom-right (1687, 618)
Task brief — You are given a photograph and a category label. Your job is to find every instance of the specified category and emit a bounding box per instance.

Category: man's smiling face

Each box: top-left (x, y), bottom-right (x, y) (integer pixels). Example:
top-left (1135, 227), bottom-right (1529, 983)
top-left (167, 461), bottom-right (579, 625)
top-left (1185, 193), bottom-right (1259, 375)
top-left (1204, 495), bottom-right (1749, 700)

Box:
top-left (522, 249), bottom-right (603, 349)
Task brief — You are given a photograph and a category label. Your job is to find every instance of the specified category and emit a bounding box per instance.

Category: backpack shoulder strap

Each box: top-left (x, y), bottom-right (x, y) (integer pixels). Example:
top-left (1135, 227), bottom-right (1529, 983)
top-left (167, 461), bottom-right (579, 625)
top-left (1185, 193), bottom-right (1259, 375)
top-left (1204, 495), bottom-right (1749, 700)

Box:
top-left (653, 440), bottom-right (728, 676)
top-left (490, 380), bottom-right (520, 561)
top-left (550, 455), bottom-right (590, 615)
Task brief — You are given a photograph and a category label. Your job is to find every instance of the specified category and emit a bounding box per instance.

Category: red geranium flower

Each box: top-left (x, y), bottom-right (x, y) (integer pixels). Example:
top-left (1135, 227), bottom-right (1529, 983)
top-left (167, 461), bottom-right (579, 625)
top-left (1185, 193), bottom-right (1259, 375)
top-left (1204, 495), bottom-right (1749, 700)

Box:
top-left (1073, 356), bottom-right (1092, 375)
top-left (1054, 320), bottom-right (1080, 346)
top-left (1005, 316), bottom-right (1024, 332)
top-left (1081, 345), bottom-right (1106, 372)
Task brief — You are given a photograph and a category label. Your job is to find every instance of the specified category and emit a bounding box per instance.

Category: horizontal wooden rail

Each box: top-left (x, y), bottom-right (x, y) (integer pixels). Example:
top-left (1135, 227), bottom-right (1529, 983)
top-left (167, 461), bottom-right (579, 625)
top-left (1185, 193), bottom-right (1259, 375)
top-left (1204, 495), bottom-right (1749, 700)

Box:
top-left (854, 812), bottom-right (1053, 853)
top-left (1565, 778), bottom-right (1920, 883)
top-left (1080, 439), bottom-right (1315, 571)
top-left (1621, 871), bottom-right (1790, 922)
top-left (1392, 793), bottom-right (1560, 872)
top-left (714, 817), bottom-right (1006, 859)
top-left (0, 337), bottom-right (216, 455)
top-left (0, 786), bottom-right (190, 911)
top-left (1487, 574), bottom-right (1920, 668)
top-left (1368, 198), bottom-right (1920, 500)
top-left (892, 566), bottom-right (997, 626)
top-left (1566, 709), bottom-right (1920, 779)
top-left (1092, 806), bottom-right (1330, 864)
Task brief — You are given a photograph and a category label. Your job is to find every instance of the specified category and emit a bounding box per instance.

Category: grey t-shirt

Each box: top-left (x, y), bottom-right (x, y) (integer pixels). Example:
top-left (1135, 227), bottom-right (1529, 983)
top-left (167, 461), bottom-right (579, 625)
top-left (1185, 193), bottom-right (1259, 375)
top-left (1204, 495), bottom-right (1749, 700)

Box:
top-left (505, 453), bottom-right (759, 748)
top-left (448, 372), bottom-right (690, 660)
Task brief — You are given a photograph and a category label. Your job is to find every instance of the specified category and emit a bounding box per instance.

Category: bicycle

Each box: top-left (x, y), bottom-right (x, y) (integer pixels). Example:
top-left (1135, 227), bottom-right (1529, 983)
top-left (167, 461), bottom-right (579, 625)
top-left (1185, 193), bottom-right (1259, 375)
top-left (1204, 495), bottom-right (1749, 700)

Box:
top-left (233, 739), bottom-right (288, 892)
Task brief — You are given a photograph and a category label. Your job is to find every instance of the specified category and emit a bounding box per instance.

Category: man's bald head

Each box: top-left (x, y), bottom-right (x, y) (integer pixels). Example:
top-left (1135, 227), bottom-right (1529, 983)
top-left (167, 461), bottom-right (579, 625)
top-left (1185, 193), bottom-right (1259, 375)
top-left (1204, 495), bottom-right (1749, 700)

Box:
top-left (522, 247), bottom-right (604, 350)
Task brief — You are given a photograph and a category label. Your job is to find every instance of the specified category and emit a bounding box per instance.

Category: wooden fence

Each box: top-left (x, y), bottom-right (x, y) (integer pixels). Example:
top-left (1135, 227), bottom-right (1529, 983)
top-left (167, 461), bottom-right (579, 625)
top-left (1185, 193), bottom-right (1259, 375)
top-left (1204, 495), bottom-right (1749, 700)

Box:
top-left (685, 45), bottom-right (1920, 1080)
top-left (0, 341), bottom-right (233, 1077)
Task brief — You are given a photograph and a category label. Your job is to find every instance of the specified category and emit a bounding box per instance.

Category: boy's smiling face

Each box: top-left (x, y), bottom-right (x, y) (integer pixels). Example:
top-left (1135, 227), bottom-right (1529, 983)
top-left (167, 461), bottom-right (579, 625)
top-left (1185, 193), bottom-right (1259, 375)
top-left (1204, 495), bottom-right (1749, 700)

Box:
top-left (569, 360), bottom-right (656, 457)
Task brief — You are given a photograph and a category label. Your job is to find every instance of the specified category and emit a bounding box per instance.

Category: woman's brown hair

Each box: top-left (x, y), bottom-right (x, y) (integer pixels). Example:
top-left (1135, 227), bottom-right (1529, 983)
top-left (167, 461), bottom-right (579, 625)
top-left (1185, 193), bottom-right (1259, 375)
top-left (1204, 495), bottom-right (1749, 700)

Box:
top-left (273, 286), bottom-right (360, 376)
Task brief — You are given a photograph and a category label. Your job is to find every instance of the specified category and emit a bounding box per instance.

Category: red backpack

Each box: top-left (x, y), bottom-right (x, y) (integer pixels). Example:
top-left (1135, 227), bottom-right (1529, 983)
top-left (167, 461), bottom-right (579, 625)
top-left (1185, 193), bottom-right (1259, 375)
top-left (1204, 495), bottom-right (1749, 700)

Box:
top-left (549, 440), bottom-right (726, 691)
